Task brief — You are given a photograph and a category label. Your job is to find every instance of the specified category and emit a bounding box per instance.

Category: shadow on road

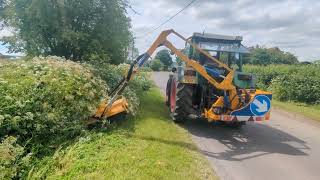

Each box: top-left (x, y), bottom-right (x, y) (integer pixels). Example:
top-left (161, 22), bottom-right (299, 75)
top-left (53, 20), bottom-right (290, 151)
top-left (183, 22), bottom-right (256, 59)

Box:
top-left (181, 119), bottom-right (310, 161)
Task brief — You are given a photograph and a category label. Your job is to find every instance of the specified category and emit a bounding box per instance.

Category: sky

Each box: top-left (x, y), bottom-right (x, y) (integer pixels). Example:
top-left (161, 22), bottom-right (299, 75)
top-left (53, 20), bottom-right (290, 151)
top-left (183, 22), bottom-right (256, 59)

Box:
top-left (128, 0), bottom-right (320, 61)
top-left (1, 0), bottom-right (319, 61)
top-left (0, 28), bottom-right (11, 55)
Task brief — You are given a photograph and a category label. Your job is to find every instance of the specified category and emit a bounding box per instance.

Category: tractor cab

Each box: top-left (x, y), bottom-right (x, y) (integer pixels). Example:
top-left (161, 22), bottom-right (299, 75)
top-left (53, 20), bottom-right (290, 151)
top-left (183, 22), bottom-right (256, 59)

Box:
top-left (189, 32), bottom-right (249, 71)
top-left (178, 32), bottom-right (254, 89)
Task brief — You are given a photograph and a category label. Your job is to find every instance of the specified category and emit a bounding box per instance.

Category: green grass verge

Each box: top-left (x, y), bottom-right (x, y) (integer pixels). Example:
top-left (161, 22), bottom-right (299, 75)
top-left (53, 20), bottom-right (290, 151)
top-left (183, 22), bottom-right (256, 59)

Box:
top-left (273, 100), bottom-right (320, 122)
top-left (29, 88), bottom-right (217, 180)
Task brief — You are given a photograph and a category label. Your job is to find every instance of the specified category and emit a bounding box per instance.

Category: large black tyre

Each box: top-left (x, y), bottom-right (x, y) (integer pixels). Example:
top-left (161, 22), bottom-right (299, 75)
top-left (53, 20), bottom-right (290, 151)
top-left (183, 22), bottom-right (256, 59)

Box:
top-left (166, 76), bottom-right (173, 106)
top-left (169, 81), bottom-right (195, 123)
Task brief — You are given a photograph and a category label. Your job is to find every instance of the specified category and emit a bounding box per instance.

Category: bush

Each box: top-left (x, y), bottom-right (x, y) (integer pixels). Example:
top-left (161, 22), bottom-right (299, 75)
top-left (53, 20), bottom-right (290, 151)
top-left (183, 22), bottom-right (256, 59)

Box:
top-left (244, 65), bottom-right (294, 89)
top-left (150, 59), bottom-right (164, 71)
top-left (270, 73), bottom-right (320, 104)
top-left (244, 64), bottom-right (320, 104)
top-left (0, 57), bottom-right (107, 149)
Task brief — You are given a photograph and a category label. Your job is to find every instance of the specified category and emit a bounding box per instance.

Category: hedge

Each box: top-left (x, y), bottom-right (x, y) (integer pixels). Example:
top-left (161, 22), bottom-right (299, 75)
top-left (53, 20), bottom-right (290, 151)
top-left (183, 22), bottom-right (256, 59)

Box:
top-left (0, 57), bottom-right (107, 146)
top-left (0, 57), bottom-right (152, 179)
top-left (244, 64), bottom-right (320, 104)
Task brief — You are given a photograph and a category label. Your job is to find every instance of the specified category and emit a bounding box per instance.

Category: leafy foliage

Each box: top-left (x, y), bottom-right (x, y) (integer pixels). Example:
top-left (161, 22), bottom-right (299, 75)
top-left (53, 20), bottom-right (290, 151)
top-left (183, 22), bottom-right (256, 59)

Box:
top-left (0, 57), bottom-right (153, 179)
top-left (271, 74), bottom-right (320, 103)
top-left (314, 60), bottom-right (320, 64)
top-left (150, 59), bottom-right (164, 71)
top-left (1, 0), bottom-right (132, 64)
top-left (0, 136), bottom-right (25, 179)
top-left (244, 64), bottom-right (320, 104)
top-left (0, 57), bottom-right (107, 154)
top-left (155, 49), bottom-right (173, 70)
top-left (243, 47), bottom-right (299, 65)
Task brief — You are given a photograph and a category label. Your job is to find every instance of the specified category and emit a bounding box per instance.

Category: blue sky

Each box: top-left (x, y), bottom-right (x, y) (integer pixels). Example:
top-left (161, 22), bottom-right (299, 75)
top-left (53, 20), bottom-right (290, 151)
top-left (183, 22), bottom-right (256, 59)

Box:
top-left (0, 27), bottom-right (14, 55)
top-left (0, 44), bottom-right (7, 54)
top-left (1, 0), bottom-right (320, 61)
top-left (0, 43), bottom-right (22, 56)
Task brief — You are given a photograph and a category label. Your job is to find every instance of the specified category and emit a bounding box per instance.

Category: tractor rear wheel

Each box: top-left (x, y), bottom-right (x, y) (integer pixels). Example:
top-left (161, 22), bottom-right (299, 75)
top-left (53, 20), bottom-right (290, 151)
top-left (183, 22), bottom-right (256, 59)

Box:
top-left (169, 79), bottom-right (195, 123)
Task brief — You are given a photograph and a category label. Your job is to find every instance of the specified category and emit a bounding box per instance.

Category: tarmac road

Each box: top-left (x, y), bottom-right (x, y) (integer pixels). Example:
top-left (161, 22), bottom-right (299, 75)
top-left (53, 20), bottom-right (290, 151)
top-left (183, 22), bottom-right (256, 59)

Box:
top-left (152, 72), bottom-right (320, 180)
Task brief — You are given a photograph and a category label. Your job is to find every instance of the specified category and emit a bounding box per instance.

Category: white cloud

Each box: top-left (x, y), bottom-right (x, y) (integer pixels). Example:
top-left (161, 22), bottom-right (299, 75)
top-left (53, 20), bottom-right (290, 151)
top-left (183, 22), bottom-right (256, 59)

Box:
top-left (0, 27), bottom-right (13, 54)
top-left (0, 28), bottom-right (13, 38)
top-left (128, 0), bottom-right (320, 61)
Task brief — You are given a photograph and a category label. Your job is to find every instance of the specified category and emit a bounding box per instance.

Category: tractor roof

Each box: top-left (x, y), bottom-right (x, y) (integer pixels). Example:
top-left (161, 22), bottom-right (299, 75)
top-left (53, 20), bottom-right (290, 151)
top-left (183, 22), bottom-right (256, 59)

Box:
top-left (193, 32), bottom-right (243, 42)
top-left (191, 32), bottom-right (249, 53)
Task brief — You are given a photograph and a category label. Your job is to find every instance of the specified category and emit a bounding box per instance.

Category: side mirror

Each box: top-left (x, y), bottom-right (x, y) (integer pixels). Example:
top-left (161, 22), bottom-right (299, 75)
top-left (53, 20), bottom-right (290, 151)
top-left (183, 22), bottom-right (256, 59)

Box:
top-left (171, 67), bottom-right (177, 73)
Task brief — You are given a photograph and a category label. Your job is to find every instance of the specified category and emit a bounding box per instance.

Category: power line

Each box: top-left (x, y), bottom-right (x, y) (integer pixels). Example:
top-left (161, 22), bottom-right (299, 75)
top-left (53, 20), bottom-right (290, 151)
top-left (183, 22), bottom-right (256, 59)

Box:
top-left (128, 5), bottom-right (142, 16)
top-left (136, 0), bottom-right (198, 39)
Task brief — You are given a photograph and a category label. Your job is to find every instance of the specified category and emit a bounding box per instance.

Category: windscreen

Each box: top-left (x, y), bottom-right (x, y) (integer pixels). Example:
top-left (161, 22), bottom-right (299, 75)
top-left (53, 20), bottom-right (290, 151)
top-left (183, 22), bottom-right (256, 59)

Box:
top-left (199, 42), bottom-right (249, 54)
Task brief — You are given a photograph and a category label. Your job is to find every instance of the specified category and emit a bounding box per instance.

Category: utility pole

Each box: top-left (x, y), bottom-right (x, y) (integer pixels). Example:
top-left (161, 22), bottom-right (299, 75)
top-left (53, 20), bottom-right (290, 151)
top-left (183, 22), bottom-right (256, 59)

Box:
top-left (131, 37), bottom-right (136, 62)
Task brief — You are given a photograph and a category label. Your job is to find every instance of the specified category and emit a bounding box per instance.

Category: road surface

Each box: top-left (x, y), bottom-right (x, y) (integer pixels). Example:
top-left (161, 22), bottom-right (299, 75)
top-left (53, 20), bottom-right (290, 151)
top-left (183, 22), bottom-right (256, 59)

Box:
top-left (152, 72), bottom-right (320, 180)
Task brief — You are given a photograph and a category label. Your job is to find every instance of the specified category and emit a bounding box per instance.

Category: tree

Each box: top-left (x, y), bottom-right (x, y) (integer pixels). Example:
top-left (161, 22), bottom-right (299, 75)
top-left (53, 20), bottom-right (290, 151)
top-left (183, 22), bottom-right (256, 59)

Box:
top-left (244, 46), bottom-right (299, 65)
top-left (0, 0), bottom-right (132, 64)
top-left (155, 49), bottom-right (172, 70)
top-left (0, 0), bottom-right (4, 16)
top-left (127, 46), bottom-right (139, 62)
top-left (249, 48), bottom-right (272, 65)
top-left (176, 56), bottom-right (183, 66)
top-left (0, 0), bottom-right (6, 28)
top-left (150, 59), bottom-right (163, 71)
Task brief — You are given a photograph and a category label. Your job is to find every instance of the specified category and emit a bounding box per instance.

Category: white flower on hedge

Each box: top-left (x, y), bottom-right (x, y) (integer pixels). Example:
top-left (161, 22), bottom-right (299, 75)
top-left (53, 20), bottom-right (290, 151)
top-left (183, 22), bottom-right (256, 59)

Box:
top-left (65, 95), bottom-right (74, 101)
top-left (4, 96), bottom-right (13, 101)
top-left (0, 79), bottom-right (8, 84)
top-left (25, 112), bottom-right (34, 120)
top-left (84, 83), bottom-right (92, 89)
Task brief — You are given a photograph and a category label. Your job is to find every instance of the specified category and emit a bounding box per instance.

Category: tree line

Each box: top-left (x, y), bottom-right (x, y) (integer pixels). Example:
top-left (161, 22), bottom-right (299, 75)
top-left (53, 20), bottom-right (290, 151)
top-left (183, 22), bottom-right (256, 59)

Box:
top-left (243, 46), bottom-right (299, 65)
top-left (0, 0), bottom-right (132, 64)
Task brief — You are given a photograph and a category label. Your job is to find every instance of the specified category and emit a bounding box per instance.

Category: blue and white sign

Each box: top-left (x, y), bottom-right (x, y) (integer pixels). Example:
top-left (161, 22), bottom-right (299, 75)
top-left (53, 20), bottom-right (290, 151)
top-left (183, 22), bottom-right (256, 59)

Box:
top-left (250, 95), bottom-right (271, 116)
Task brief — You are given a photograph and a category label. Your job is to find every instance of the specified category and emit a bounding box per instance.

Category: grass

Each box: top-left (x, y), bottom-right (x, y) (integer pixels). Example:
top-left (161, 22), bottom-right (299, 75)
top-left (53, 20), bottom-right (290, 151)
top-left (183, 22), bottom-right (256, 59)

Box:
top-left (29, 88), bottom-right (217, 180)
top-left (273, 100), bottom-right (320, 122)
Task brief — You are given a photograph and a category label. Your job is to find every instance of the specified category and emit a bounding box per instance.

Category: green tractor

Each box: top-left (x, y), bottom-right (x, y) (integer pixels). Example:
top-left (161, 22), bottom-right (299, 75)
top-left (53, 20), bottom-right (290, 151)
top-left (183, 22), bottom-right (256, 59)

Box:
top-left (166, 32), bottom-right (270, 125)
top-left (97, 30), bottom-right (271, 127)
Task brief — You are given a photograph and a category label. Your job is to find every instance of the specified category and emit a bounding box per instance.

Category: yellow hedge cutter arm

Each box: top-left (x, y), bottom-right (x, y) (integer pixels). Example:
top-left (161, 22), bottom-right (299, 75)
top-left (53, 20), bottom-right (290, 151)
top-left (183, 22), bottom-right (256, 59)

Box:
top-left (94, 29), bottom-right (240, 119)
